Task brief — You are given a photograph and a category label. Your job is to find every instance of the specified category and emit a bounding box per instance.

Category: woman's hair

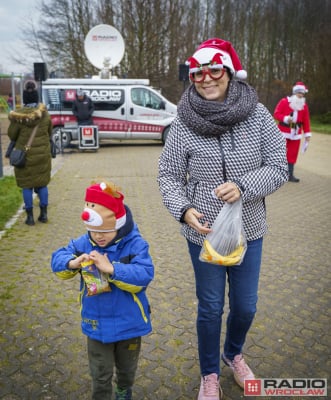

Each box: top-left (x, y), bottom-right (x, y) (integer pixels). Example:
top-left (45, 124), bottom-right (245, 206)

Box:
top-left (23, 81), bottom-right (39, 105)
top-left (25, 81), bottom-right (36, 91)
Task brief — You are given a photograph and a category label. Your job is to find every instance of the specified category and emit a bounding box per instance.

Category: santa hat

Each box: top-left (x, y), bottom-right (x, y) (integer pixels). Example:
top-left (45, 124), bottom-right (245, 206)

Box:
top-left (81, 182), bottom-right (126, 232)
top-left (292, 82), bottom-right (308, 94)
top-left (186, 38), bottom-right (247, 80)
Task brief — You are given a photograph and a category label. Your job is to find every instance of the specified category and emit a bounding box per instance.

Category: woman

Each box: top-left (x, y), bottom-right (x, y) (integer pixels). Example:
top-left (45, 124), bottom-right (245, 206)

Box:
top-left (158, 38), bottom-right (288, 399)
top-left (8, 81), bottom-right (53, 226)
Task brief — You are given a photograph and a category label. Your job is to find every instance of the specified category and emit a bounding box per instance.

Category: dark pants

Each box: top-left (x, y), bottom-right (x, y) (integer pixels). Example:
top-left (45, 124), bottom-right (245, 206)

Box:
top-left (87, 337), bottom-right (141, 400)
top-left (78, 120), bottom-right (93, 126)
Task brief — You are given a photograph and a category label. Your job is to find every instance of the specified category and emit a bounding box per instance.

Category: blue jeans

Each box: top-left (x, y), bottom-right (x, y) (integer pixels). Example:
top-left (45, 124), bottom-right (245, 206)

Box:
top-left (187, 238), bottom-right (263, 376)
top-left (23, 186), bottom-right (48, 209)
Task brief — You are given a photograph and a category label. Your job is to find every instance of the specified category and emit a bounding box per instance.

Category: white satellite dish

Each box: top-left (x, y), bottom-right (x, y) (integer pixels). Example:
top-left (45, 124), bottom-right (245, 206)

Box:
top-left (84, 24), bottom-right (125, 70)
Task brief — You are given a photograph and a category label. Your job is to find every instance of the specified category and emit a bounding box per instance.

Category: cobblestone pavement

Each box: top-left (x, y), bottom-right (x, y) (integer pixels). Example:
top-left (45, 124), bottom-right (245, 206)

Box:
top-left (0, 134), bottom-right (330, 400)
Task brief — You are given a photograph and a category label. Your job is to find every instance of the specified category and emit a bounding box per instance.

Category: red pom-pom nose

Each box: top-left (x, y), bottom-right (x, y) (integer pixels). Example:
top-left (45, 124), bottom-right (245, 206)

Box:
top-left (81, 210), bottom-right (90, 221)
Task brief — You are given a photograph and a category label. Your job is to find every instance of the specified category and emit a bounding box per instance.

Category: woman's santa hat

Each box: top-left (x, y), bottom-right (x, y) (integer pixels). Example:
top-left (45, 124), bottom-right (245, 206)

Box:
top-left (292, 82), bottom-right (308, 94)
top-left (81, 182), bottom-right (126, 232)
top-left (186, 38), bottom-right (247, 80)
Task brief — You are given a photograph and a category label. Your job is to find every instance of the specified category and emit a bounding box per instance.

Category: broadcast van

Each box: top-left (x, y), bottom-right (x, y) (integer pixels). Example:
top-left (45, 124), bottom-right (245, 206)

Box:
top-left (41, 78), bottom-right (177, 147)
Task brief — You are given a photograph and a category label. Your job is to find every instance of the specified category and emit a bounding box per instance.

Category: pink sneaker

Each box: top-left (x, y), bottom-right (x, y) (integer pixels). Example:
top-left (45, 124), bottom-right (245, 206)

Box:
top-left (222, 353), bottom-right (255, 389)
top-left (197, 373), bottom-right (223, 400)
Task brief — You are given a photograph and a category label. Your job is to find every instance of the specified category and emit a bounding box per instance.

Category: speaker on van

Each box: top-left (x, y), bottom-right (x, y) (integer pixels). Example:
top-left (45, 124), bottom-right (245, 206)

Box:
top-left (34, 63), bottom-right (48, 81)
top-left (179, 64), bottom-right (189, 81)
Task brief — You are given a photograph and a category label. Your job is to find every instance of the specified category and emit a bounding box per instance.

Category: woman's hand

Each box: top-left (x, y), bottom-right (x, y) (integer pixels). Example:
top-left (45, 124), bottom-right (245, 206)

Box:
top-left (183, 208), bottom-right (212, 234)
top-left (214, 182), bottom-right (241, 203)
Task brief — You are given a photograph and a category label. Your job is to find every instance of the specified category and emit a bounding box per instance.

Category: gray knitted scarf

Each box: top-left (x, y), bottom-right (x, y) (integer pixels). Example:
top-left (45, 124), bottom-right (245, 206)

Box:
top-left (177, 80), bottom-right (259, 137)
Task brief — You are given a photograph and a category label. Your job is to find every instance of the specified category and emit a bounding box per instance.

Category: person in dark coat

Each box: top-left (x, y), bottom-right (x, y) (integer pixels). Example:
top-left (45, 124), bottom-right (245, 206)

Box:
top-left (72, 89), bottom-right (94, 125)
top-left (7, 81), bottom-right (53, 226)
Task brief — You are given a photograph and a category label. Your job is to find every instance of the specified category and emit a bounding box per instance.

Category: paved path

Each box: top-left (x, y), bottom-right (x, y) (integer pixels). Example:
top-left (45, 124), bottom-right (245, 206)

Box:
top-left (0, 135), bottom-right (330, 399)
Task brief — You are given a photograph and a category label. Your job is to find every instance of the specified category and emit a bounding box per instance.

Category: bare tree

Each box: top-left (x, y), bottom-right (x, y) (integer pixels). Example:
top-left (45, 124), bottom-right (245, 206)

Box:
top-left (14, 0), bottom-right (331, 112)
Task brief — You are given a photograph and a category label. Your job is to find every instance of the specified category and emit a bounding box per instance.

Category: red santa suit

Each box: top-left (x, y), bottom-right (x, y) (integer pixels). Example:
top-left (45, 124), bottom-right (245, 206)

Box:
top-left (274, 87), bottom-right (311, 164)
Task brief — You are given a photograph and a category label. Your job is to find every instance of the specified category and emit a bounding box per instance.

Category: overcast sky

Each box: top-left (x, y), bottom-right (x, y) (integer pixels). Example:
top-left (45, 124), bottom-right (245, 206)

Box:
top-left (0, 0), bottom-right (41, 75)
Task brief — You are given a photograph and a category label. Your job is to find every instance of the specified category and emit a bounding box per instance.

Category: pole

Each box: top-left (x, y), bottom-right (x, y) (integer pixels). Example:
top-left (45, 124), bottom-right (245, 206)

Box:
top-left (11, 73), bottom-right (16, 109)
top-left (59, 89), bottom-right (64, 154)
top-left (20, 76), bottom-right (24, 107)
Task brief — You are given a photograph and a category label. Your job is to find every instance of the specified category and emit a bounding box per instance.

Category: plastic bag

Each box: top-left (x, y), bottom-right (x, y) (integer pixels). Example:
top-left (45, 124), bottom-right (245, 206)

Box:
top-left (199, 198), bottom-right (247, 266)
top-left (81, 260), bottom-right (111, 296)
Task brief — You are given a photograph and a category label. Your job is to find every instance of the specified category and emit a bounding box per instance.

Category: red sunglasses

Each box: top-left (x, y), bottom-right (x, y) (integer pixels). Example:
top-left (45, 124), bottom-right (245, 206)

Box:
top-left (190, 67), bottom-right (226, 83)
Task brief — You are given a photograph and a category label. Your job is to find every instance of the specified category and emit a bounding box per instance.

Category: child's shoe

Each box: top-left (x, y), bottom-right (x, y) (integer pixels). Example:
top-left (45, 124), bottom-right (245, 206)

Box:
top-left (115, 387), bottom-right (132, 400)
top-left (197, 373), bottom-right (223, 399)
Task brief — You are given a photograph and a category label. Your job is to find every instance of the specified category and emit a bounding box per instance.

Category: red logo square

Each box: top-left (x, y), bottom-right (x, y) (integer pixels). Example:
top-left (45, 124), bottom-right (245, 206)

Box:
top-left (82, 128), bottom-right (92, 137)
top-left (245, 379), bottom-right (261, 396)
top-left (65, 89), bottom-right (76, 101)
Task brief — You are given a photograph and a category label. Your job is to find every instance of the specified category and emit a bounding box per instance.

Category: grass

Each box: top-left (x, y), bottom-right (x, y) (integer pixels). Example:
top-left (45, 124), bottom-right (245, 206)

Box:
top-left (310, 114), bottom-right (331, 134)
top-left (310, 120), bottom-right (331, 134)
top-left (0, 175), bottom-right (22, 231)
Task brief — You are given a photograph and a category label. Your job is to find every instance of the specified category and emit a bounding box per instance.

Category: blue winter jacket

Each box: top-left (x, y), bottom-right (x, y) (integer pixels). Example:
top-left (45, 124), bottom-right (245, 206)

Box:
top-left (51, 207), bottom-right (154, 343)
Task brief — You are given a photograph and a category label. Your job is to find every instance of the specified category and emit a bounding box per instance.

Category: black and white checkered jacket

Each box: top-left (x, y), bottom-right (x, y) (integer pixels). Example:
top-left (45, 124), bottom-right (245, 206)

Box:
top-left (158, 103), bottom-right (288, 245)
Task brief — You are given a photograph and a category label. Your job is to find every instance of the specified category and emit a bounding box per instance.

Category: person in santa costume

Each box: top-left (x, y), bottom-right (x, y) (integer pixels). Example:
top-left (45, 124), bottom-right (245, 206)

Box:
top-left (274, 82), bottom-right (312, 182)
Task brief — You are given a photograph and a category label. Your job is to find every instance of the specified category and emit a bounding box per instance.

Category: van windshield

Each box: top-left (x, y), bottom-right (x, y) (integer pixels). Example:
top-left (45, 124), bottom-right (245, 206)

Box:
top-left (131, 88), bottom-right (165, 110)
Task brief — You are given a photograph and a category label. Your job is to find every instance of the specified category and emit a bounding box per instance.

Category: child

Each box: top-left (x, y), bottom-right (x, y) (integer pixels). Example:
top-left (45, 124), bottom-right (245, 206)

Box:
top-left (7, 93), bottom-right (14, 110)
top-left (51, 181), bottom-right (154, 400)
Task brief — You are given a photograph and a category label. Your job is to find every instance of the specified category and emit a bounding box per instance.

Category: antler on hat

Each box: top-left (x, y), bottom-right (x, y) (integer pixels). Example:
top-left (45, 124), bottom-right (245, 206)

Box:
top-left (186, 38), bottom-right (247, 80)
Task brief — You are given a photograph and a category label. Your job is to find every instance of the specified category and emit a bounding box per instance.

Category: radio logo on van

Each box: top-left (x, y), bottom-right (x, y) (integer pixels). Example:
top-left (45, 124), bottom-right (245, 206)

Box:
top-left (86, 89), bottom-right (123, 102)
top-left (65, 89), bottom-right (123, 103)
top-left (65, 90), bottom-right (76, 100)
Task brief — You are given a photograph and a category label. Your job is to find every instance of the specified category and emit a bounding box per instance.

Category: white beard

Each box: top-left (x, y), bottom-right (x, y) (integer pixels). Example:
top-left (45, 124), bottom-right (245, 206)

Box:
top-left (289, 95), bottom-right (305, 111)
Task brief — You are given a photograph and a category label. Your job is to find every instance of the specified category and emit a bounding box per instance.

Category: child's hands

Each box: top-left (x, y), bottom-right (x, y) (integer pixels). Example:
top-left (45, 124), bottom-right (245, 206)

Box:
top-left (68, 253), bottom-right (90, 269)
top-left (68, 251), bottom-right (114, 275)
top-left (89, 251), bottom-right (114, 275)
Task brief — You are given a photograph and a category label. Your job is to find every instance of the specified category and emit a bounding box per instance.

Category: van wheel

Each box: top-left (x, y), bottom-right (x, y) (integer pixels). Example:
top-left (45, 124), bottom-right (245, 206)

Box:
top-left (162, 127), bottom-right (170, 145)
top-left (52, 127), bottom-right (71, 149)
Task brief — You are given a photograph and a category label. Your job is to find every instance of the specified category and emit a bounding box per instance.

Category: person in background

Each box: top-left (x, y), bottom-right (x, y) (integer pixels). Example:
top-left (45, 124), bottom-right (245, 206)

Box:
top-left (158, 38), bottom-right (288, 399)
top-left (51, 181), bottom-right (154, 400)
top-left (72, 88), bottom-right (94, 125)
top-left (273, 82), bottom-right (312, 182)
top-left (7, 81), bottom-right (52, 225)
top-left (7, 93), bottom-right (14, 110)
